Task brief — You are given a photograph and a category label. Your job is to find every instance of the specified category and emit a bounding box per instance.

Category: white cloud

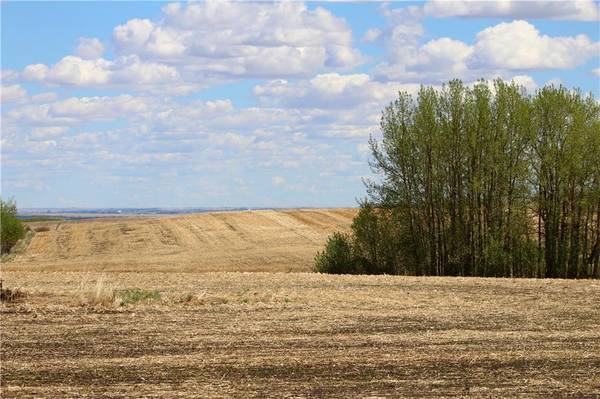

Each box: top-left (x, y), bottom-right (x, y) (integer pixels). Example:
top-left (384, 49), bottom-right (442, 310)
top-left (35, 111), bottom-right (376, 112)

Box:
top-left (22, 1), bottom-right (363, 92)
top-left (592, 68), bottom-right (600, 77)
top-left (75, 37), bottom-right (105, 59)
top-left (509, 75), bottom-right (538, 92)
top-left (470, 20), bottom-right (599, 70)
top-left (23, 55), bottom-right (189, 93)
top-left (1, 69), bottom-right (20, 83)
top-left (362, 28), bottom-right (382, 43)
top-left (154, 1), bottom-right (362, 71)
top-left (209, 132), bottom-right (255, 148)
top-left (30, 126), bottom-right (69, 140)
top-left (424, 0), bottom-right (600, 21)
top-left (254, 73), bottom-right (420, 109)
top-left (5, 94), bottom-right (158, 127)
top-left (1, 84), bottom-right (27, 103)
top-left (375, 18), bottom-right (598, 82)
top-left (24, 57), bottom-right (110, 85)
top-left (31, 92), bottom-right (59, 103)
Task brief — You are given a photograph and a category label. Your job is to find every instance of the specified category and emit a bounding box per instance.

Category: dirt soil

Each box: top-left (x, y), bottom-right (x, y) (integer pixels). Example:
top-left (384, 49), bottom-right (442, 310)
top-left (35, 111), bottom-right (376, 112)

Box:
top-left (1, 210), bottom-right (599, 398)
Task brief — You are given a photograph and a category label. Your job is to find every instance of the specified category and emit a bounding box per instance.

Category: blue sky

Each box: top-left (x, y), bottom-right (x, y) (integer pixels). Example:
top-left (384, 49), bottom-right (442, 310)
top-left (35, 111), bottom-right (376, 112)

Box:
top-left (1, 1), bottom-right (599, 208)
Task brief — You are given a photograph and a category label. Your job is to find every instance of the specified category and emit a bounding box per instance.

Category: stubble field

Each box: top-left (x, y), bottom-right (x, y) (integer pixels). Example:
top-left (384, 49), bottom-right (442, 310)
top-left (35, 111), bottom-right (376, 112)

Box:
top-left (1, 209), bottom-right (599, 398)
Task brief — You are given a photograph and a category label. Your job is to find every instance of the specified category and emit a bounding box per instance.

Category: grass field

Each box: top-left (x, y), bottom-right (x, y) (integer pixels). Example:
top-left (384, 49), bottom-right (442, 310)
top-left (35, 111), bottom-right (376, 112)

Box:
top-left (2, 210), bottom-right (600, 398)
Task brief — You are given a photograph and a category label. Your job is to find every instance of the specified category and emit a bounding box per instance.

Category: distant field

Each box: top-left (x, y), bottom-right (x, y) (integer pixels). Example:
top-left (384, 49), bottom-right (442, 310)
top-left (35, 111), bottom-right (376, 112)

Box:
top-left (5, 208), bottom-right (357, 273)
top-left (2, 209), bottom-right (599, 397)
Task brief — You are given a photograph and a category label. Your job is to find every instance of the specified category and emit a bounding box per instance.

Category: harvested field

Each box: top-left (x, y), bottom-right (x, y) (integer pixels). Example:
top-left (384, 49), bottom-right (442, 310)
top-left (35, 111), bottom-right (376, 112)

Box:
top-left (5, 209), bottom-right (356, 273)
top-left (2, 210), bottom-right (600, 397)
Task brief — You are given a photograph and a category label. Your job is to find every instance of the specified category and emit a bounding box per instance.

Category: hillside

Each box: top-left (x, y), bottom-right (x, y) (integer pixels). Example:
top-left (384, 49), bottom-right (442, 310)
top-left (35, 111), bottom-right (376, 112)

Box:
top-left (5, 208), bottom-right (356, 273)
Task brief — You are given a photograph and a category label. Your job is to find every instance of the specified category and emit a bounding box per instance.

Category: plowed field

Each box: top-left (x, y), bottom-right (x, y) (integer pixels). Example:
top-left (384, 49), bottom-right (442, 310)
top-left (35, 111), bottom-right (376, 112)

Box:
top-left (2, 209), bottom-right (599, 398)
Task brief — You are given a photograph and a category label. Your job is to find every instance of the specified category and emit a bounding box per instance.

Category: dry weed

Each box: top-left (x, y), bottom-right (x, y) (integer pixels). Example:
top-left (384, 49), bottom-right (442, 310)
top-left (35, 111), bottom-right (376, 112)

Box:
top-left (77, 274), bottom-right (117, 306)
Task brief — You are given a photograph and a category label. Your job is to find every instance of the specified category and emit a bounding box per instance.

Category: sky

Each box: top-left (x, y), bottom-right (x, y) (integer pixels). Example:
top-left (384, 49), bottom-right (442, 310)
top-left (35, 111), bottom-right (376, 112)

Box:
top-left (1, 1), bottom-right (599, 209)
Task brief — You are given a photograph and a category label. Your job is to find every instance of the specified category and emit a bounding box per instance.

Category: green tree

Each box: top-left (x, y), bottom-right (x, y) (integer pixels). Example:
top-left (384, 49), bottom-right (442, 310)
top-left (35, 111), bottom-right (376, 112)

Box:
top-left (317, 79), bottom-right (599, 279)
top-left (1, 198), bottom-right (25, 254)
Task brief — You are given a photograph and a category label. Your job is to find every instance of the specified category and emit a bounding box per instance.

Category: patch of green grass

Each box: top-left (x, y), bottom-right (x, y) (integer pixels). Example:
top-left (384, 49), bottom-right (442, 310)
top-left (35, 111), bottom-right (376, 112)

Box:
top-left (117, 288), bottom-right (161, 305)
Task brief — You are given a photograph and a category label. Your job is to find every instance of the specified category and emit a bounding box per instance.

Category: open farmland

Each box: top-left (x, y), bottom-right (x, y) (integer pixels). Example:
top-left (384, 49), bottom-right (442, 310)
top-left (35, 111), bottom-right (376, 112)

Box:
top-left (4, 209), bottom-right (357, 273)
top-left (2, 210), bottom-right (600, 398)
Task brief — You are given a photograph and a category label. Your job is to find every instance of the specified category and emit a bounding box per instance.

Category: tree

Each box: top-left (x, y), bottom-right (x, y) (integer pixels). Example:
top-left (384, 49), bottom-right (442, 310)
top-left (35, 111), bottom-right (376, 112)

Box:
top-left (316, 79), bottom-right (599, 279)
top-left (1, 198), bottom-right (25, 254)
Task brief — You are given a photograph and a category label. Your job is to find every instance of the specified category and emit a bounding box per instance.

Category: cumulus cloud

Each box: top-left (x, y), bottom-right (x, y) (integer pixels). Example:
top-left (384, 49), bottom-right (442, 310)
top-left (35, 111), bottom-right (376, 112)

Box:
top-left (374, 18), bottom-right (598, 82)
top-left (75, 37), bottom-right (105, 59)
top-left (22, 1), bottom-right (363, 93)
top-left (122, 1), bottom-right (361, 72)
top-left (22, 55), bottom-right (191, 94)
top-left (424, 0), bottom-right (600, 21)
top-left (593, 68), bottom-right (600, 77)
top-left (470, 20), bottom-right (599, 70)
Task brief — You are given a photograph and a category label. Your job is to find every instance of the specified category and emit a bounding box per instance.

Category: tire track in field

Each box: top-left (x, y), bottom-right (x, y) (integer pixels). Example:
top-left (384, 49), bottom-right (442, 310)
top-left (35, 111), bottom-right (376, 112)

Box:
top-left (313, 209), bottom-right (356, 227)
top-left (209, 212), bottom-right (255, 248)
top-left (259, 210), bottom-right (325, 245)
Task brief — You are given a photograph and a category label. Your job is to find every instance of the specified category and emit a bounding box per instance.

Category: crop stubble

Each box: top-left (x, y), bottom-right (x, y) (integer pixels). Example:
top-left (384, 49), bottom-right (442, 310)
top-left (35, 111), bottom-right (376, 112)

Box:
top-left (1, 210), bottom-right (599, 397)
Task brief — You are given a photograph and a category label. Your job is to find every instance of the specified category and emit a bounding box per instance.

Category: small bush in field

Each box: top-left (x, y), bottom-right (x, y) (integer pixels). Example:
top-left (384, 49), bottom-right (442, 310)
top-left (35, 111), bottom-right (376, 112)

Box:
top-left (314, 232), bottom-right (362, 274)
top-left (118, 288), bottom-right (161, 305)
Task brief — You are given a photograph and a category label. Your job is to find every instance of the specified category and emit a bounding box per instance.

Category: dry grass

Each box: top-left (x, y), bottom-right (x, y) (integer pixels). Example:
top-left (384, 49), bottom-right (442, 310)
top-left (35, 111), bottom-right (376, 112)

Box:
top-left (77, 274), bottom-right (118, 306)
top-left (1, 209), bottom-right (599, 397)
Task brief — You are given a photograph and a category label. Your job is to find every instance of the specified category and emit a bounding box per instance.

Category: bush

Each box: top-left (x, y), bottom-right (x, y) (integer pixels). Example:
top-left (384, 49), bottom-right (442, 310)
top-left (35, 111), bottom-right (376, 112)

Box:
top-left (1, 198), bottom-right (25, 254)
top-left (117, 288), bottom-right (161, 305)
top-left (314, 232), bottom-right (362, 274)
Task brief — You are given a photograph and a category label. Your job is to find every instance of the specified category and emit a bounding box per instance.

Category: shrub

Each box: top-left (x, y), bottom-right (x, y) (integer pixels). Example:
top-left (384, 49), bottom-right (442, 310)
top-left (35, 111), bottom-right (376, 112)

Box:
top-left (314, 232), bottom-right (362, 274)
top-left (117, 288), bottom-right (161, 305)
top-left (1, 198), bottom-right (25, 254)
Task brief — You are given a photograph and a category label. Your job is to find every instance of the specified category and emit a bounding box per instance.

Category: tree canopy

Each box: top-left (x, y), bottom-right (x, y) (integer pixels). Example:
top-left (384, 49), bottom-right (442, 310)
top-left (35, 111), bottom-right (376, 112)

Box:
top-left (317, 79), bottom-right (599, 278)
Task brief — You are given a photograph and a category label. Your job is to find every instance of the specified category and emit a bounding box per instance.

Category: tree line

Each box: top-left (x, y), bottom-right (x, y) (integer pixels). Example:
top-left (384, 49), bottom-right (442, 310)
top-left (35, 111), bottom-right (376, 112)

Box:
top-left (316, 79), bottom-right (599, 278)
